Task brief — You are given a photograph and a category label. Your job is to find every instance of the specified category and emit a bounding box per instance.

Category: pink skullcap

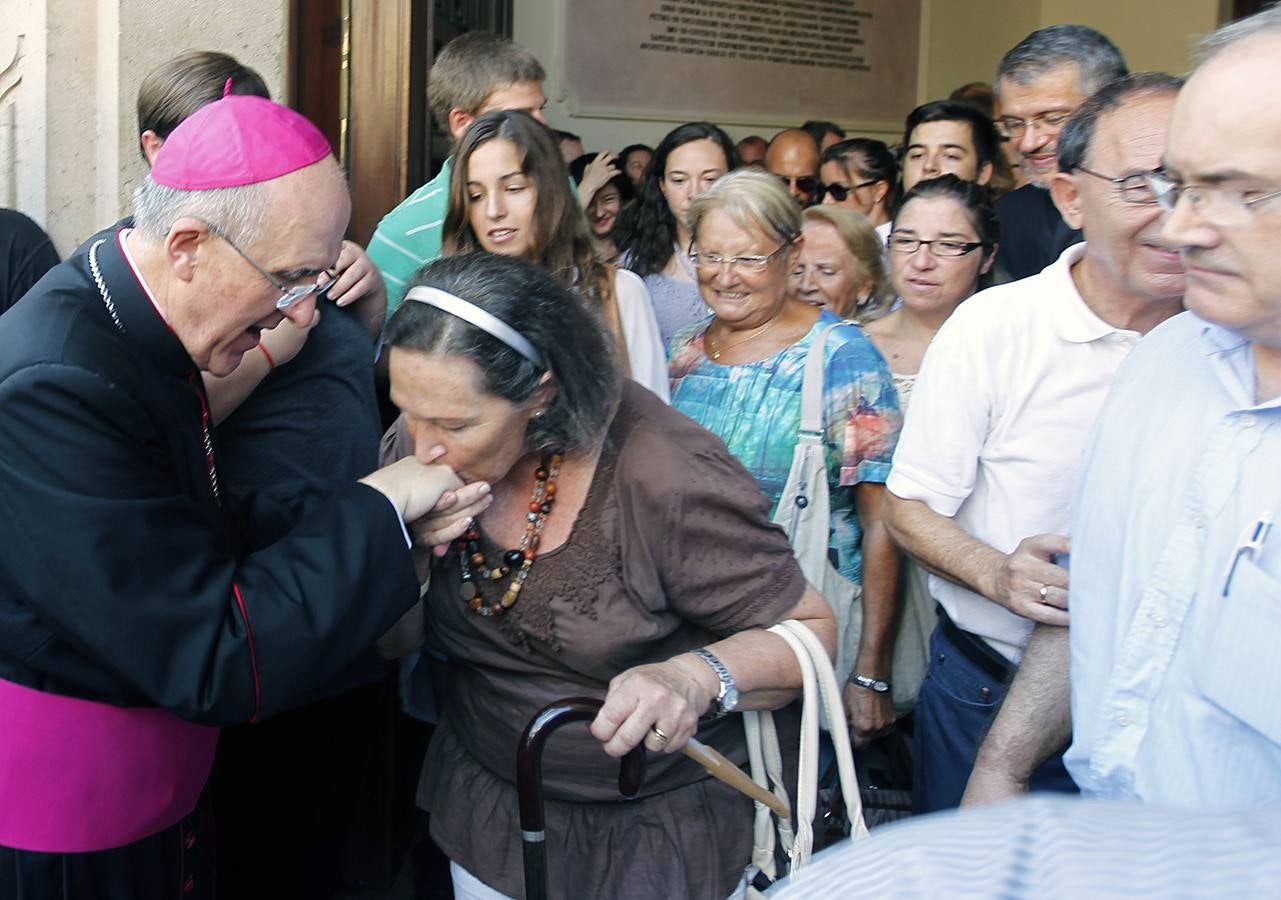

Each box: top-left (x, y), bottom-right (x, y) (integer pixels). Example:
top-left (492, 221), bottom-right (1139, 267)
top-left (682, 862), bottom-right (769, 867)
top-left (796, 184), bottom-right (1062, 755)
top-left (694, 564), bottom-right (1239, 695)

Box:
top-left (151, 95), bottom-right (332, 190)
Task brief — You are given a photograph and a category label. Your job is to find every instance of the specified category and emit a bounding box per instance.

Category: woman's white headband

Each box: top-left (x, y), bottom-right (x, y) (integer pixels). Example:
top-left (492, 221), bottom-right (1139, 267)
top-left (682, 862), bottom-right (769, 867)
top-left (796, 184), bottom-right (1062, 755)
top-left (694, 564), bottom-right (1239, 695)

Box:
top-left (404, 285), bottom-right (545, 369)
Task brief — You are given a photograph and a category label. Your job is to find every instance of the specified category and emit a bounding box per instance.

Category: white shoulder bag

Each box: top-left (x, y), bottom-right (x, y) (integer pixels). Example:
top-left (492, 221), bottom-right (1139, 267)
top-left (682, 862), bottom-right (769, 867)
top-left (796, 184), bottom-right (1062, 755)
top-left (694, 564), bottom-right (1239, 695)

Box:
top-left (770, 321), bottom-right (926, 713)
top-left (744, 324), bottom-right (869, 896)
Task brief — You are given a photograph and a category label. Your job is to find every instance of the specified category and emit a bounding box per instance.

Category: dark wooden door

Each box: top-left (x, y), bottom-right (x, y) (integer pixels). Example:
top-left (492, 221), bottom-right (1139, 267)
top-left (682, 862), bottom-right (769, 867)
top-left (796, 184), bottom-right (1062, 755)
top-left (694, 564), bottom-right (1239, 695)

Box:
top-left (293, 0), bottom-right (513, 247)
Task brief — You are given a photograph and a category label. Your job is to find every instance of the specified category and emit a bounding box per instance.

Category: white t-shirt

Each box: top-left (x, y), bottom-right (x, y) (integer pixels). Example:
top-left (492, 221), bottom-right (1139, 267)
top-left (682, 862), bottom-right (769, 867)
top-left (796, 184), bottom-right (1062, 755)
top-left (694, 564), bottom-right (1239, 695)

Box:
top-left (614, 267), bottom-right (670, 403)
top-left (886, 243), bottom-right (1139, 662)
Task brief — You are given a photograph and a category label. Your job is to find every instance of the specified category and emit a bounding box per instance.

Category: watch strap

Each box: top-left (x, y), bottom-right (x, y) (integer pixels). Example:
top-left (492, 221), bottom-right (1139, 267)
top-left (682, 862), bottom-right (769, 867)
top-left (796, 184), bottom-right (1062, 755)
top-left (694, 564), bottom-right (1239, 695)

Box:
top-left (848, 673), bottom-right (891, 693)
top-left (691, 647), bottom-right (736, 715)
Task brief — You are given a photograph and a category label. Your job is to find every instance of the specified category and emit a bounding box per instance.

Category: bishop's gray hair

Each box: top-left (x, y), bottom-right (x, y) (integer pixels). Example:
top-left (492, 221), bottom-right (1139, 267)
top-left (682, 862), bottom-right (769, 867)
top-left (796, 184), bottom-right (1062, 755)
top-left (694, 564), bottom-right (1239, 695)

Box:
top-left (1197, 3), bottom-right (1281, 63)
top-left (995, 25), bottom-right (1128, 98)
top-left (130, 176), bottom-right (267, 246)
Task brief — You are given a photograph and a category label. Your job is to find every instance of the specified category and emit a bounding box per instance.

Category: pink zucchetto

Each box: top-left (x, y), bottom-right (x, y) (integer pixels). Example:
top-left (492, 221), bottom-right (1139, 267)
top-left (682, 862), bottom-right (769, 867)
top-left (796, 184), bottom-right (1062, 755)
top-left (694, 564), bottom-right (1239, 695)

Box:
top-left (150, 95), bottom-right (332, 191)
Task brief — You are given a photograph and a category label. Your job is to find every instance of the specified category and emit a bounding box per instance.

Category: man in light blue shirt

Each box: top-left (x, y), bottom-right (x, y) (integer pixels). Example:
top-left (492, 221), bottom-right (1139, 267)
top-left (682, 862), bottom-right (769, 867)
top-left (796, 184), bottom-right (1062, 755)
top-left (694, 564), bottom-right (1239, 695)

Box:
top-left (969, 7), bottom-right (1281, 809)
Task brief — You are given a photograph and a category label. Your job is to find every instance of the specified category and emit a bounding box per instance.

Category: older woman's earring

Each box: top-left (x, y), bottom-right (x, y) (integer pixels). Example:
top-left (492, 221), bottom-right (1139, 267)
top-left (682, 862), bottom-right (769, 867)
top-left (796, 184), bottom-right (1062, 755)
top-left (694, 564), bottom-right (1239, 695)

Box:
top-left (532, 409), bottom-right (546, 418)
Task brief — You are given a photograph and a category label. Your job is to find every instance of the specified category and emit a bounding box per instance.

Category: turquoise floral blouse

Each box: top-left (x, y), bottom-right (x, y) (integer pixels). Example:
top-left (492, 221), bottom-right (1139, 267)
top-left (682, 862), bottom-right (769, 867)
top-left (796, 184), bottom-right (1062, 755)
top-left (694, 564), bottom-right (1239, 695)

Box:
top-left (668, 310), bottom-right (902, 584)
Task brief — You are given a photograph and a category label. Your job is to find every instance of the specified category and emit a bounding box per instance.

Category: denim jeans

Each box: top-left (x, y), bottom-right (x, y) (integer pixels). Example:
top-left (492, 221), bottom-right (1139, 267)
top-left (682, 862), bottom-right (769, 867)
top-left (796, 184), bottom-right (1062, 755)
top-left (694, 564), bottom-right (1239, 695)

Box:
top-left (913, 623), bottom-right (1077, 814)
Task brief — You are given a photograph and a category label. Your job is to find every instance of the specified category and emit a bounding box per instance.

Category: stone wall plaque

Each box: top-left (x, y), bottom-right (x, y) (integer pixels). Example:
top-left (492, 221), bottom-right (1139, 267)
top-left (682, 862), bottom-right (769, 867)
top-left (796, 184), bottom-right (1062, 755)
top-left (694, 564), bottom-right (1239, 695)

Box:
top-left (563, 0), bottom-right (922, 127)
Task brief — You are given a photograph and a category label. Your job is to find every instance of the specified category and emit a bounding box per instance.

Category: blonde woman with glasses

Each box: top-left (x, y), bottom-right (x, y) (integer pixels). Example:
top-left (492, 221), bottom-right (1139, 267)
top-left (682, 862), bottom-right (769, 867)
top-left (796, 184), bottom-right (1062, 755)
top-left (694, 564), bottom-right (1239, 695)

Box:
top-left (668, 168), bottom-right (904, 748)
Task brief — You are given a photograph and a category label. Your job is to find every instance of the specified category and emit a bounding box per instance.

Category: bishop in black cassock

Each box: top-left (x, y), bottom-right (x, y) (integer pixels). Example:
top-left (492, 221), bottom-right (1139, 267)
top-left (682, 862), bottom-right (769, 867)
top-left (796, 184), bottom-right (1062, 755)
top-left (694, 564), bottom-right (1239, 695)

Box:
top-left (0, 95), bottom-right (475, 899)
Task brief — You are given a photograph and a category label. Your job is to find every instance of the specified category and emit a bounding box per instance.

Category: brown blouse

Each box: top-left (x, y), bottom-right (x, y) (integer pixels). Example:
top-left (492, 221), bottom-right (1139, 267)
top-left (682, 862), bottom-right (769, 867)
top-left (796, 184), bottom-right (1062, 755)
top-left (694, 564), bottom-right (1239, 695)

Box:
top-left (412, 383), bottom-right (805, 899)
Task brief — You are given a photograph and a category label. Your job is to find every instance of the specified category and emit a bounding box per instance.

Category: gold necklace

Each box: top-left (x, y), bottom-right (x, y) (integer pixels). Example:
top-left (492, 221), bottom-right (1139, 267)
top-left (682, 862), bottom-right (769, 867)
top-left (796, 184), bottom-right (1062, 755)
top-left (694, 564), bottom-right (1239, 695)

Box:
top-left (706, 315), bottom-right (781, 361)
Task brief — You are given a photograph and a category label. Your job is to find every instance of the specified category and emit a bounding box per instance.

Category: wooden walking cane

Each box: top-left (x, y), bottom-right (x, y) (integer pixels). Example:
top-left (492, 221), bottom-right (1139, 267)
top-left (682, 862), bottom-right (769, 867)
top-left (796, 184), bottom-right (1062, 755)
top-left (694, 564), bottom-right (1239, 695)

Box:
top-left (683, 737), bottom-right (791, 819)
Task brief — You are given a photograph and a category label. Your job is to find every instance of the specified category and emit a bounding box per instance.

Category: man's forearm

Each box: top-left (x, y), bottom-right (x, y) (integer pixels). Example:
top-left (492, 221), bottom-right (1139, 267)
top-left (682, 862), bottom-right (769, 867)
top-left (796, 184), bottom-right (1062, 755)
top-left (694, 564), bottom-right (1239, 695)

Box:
top-left (963, 623), bottom-right (1071, 805)
top-left (883, 493), bottom-right (1005, 601)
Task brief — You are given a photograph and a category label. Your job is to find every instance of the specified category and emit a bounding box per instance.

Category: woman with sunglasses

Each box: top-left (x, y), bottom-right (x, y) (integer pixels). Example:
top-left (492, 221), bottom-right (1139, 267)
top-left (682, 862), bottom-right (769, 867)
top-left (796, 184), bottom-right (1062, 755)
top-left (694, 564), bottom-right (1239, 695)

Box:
top-left (442, 110), bottom-right (668, 400)
top-left (613, 121), bottom-right (740, 345)
top-left (668, 168), bottom-right (904, 749)
top-left (819, 139), bottom-right (898, 241)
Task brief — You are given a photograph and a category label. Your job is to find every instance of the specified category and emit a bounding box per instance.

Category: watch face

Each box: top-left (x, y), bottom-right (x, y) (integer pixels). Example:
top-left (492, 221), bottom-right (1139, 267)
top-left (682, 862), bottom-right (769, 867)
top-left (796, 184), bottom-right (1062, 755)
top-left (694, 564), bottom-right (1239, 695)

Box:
top-left (722, 684), bottom-right (740, 712)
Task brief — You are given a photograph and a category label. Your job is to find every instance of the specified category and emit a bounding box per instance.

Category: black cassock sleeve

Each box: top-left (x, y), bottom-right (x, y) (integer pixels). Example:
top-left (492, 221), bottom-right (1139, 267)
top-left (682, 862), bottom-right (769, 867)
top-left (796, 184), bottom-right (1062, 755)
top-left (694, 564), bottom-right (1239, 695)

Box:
top-left (0, 361), bottom-right (419, 724)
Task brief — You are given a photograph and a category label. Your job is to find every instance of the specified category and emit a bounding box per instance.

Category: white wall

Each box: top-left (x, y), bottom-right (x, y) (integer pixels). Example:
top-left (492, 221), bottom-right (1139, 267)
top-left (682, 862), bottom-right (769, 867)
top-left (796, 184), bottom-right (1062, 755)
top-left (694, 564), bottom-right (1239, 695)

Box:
top-left (2, 0), bottom-right (288, 255)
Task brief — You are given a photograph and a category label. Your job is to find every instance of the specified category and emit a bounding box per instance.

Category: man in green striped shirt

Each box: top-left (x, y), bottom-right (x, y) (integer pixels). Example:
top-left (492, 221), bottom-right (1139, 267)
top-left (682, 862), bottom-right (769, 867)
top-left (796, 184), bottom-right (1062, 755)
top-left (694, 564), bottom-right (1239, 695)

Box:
top-left (367, 32), bottom-right (548, 313)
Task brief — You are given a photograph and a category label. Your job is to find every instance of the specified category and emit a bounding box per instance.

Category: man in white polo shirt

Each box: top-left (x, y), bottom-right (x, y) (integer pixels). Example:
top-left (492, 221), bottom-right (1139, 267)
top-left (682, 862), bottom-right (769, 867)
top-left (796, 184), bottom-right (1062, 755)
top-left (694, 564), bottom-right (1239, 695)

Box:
top-left (883, 72), bottom-right (1186, 813)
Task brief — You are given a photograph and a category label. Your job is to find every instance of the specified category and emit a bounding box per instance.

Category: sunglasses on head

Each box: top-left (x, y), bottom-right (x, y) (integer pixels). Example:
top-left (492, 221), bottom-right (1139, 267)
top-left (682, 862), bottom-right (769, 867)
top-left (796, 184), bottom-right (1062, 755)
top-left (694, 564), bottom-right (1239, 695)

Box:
top-left (816, 179), bottom-right (881, 202)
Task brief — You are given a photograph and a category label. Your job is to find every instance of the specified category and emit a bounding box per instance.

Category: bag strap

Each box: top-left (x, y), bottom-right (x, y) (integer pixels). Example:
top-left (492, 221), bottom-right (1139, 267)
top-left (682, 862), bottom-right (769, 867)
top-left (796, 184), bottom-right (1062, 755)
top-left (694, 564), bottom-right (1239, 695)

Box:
top-left (744, 618), bottom-right (869, 889)
top-left (774, 620), bottom-right (869, 843)
top-left (799, 322), bottom-right (841, 438)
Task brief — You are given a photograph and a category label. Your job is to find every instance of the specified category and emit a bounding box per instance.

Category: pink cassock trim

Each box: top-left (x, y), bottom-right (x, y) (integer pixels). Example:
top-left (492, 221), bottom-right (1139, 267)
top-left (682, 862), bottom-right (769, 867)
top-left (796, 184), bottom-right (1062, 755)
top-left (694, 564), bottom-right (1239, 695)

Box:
top-left (0, 677), bottom-right (219, 853)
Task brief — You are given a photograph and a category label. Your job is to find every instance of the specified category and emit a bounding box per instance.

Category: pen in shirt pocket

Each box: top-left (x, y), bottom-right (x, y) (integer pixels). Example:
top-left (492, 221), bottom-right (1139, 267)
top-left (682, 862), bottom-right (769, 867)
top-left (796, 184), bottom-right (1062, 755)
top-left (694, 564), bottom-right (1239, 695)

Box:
top-left (1221, 512), bottom-right (1273, 597)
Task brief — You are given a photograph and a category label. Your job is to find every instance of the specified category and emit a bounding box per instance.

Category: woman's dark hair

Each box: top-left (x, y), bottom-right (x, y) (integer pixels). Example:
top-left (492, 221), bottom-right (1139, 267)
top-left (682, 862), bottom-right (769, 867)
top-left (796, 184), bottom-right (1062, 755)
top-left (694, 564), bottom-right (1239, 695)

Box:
top-left (618, 143), bottom-right (653, 176)
top-left (893, 174), bottom-right (1002, 289)
top-left (443, 111), bottom-right (581, 275)
top-left (821, 138), bottom-right (900, 215)
top-left (385, 253), bottom-right (622, 453)
top-left (568, 153), bottom-right (636, 206)
top-left (137, 51), bottom-right (269, 161)
top-left (612, 121), bottom-right (739, 277)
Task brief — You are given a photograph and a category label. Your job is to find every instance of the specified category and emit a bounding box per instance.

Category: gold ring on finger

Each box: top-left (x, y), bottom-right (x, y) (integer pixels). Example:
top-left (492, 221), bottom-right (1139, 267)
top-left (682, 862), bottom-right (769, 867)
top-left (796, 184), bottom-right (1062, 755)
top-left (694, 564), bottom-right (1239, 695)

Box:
top-left (650, 726), bottom-right (670, 745)
top-left (1039, 584), bottom-right (1050, 600)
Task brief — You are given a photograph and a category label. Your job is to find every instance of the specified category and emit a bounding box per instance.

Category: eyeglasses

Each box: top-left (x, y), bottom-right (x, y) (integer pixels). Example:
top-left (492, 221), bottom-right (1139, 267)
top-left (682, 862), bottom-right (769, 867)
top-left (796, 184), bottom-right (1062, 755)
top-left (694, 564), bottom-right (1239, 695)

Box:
top-left (205, 222), bottom-right (335, 310)
top-left (775, 174), bottom-right (818, 195)
top-left (817, 179), bottom-right (879, 202)
top-left (689, 240), bottom-right (793, 273)
top-left (996, 109), bottom-right (1074, 140)
top-left (1145, 169), bottom-right (1281, 228)
top-left (1075, 166), bottom-right (1159, 204)
top-left (888, 234), bottom-right (987, 258)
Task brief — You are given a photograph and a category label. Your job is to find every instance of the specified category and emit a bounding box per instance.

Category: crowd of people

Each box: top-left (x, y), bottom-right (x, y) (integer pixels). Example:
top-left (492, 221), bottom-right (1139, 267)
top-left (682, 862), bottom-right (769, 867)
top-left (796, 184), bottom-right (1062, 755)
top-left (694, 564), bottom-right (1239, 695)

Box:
top-left (1, 7), bottom-right (1280, 900)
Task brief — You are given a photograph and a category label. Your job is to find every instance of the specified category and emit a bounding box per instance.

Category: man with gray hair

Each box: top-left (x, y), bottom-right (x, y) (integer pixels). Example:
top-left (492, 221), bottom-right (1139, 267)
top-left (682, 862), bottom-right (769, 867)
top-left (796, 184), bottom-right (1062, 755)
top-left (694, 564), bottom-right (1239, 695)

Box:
top-left (970, 5), bottom-right (1281, 811)
top-left (885, 71), bottom-right (1185, 813)
top-left (994, 24), bottom-right (1127, 279)
top-left (0, 94), bottom-right (487, 897)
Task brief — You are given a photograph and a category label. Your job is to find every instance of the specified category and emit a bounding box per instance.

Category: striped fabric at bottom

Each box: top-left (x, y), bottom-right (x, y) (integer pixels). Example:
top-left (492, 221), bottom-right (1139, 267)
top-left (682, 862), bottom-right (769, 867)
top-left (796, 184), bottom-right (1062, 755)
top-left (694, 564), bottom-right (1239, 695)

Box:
top-left (766, 795), bottom-right (1281, 899)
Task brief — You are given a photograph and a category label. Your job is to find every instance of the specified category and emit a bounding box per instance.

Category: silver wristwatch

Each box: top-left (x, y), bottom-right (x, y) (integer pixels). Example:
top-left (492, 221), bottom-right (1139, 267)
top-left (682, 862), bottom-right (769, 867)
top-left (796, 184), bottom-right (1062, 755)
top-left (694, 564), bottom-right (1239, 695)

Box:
top-left (849, 673), bottom-right (891, 694)
top-left (691, 648), bottom-right (740, 718)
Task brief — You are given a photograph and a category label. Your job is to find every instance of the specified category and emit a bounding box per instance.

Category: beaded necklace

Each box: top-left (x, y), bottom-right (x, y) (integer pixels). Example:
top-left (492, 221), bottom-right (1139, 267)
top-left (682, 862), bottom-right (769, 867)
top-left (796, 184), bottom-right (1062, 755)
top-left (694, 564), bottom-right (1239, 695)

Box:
top-left (455, 451), bottom-right (563, 617)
